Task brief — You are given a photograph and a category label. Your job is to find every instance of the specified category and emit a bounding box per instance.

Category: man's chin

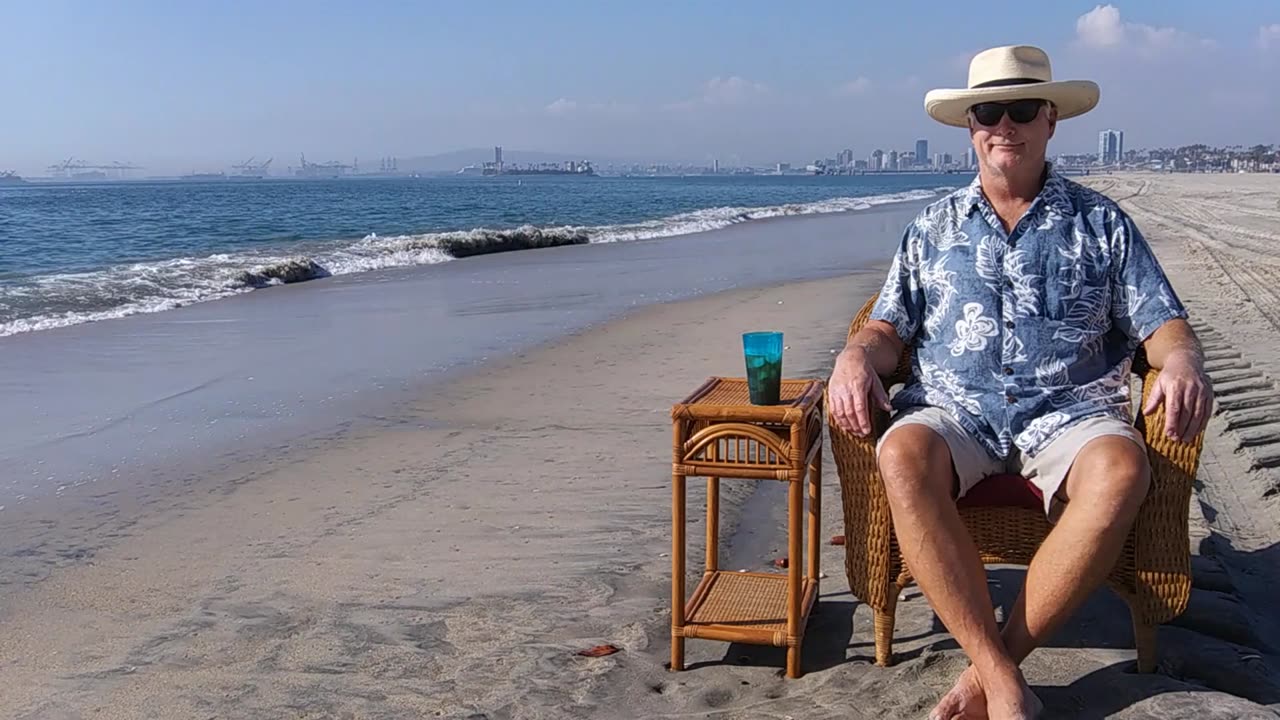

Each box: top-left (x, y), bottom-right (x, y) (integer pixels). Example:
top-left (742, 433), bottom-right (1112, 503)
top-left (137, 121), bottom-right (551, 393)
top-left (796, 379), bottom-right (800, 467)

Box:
top-left (987, 154), bottom-right (1029, 173)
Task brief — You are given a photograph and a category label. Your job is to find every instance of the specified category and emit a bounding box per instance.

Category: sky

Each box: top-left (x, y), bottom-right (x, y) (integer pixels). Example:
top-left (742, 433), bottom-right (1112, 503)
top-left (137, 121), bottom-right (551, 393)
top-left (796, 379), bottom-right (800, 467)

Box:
top-left (1, 0), bottom-right (1277, 175)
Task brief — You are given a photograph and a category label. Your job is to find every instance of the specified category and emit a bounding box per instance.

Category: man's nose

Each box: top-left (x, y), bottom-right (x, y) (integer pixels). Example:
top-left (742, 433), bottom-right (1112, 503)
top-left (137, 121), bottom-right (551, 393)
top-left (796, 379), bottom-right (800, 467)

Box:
top-left (994, 113), bottom-right (1018, 135)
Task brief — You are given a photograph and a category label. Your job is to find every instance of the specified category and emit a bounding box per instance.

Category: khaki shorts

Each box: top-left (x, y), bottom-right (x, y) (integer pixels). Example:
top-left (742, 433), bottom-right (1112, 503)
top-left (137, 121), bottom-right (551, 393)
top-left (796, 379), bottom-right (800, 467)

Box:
top-left (876, 406), bottom-right (1145, 518)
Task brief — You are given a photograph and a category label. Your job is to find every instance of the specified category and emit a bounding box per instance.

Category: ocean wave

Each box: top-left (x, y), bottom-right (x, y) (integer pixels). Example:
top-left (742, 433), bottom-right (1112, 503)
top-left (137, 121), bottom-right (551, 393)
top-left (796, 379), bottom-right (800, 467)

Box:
top-left (0, 188), bottom-right (941, 337)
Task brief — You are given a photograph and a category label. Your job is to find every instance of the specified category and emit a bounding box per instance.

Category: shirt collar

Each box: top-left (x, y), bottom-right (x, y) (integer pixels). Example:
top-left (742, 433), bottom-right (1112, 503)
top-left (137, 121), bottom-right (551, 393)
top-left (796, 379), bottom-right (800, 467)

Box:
top-left (963, 162), bottom-right (1073, 219)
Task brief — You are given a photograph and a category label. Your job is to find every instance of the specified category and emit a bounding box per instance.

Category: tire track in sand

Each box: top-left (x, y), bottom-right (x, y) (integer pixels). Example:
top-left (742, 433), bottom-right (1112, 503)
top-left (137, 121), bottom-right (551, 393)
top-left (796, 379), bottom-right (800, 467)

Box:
top-left (1126, 189), bottom-right (1280, 481)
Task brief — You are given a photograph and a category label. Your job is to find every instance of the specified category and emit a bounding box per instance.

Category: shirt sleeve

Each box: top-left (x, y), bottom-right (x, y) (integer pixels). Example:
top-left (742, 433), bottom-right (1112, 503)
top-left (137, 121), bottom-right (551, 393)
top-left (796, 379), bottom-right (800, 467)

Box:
top-left (1110, 213), bottom-right (1188, 342)
top-left (868, 222), bottom-right (926, 344)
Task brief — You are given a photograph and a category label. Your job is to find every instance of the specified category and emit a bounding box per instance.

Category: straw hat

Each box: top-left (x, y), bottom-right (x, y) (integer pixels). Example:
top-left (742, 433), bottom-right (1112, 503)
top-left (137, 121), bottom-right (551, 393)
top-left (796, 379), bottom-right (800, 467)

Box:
top-left (924, 45), bottom-right (1100, 127)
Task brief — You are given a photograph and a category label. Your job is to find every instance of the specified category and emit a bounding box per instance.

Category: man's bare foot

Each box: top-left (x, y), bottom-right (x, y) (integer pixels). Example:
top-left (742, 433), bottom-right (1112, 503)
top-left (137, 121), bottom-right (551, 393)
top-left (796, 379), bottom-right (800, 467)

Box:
top-left (930, 664), bottom-right (1042, 720)
top-left (929, 665), bottom-right (986, 720)
top-left (983, 667), bottom-right (1042, 720)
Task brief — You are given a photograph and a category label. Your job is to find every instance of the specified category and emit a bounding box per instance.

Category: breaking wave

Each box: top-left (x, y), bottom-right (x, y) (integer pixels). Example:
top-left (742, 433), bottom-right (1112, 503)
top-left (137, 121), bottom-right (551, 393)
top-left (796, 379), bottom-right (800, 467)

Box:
top-left (0, 188), bottom-right (940, 337)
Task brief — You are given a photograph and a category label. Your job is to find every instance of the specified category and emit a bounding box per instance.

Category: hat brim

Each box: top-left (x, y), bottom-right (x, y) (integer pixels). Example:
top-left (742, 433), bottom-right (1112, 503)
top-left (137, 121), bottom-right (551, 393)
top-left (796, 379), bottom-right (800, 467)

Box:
top-left (924, 80), bottom-right (1100, 127)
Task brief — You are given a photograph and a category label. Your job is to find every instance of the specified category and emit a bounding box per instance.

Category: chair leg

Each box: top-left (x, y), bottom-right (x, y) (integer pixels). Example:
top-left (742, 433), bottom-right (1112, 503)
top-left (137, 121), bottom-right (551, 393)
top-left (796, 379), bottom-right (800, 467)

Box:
top-left (1132, 609), bottom-right (1157, 673)
top-left (787, 641), bottom-right (803, 679)
top-left (874, 593), bottom-right (898, 667)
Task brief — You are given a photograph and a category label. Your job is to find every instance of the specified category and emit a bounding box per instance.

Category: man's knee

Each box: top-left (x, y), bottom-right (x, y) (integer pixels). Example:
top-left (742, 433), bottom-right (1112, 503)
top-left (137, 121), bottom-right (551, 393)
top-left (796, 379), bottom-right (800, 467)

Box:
top-left (1064, 435), bottom-right (1150, 520)
top-left (877, 424), bottom-right (955, 505)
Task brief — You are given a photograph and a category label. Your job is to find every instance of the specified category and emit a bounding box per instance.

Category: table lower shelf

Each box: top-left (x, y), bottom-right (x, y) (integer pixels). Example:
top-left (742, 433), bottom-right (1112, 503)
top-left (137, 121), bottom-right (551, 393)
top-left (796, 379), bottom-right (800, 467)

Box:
top-left (677, 570), bottom-right (817, 647)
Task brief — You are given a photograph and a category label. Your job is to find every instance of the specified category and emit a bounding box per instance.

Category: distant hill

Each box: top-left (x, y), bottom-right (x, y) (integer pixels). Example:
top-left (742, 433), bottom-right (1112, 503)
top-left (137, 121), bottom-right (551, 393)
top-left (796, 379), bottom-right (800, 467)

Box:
top-left (398, 148), bottom-right (648, 173)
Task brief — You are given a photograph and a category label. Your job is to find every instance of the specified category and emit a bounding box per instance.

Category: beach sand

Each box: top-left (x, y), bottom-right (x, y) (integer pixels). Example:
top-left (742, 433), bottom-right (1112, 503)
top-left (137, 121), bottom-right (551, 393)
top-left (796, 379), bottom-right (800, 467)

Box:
top-left (3, 173), bottom-right (1280, 718)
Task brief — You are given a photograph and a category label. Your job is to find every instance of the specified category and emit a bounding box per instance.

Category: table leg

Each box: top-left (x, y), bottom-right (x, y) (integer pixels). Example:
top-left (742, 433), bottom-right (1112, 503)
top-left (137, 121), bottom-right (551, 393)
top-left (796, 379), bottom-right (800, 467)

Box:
top-left (786, 474), bottom-right (803, 678)
top-left (671, 470), bottom-right (686, 672)
top-left (808, 450), bottom-right (821, 594)
top-left (706, 477), bottom-right (719, 572)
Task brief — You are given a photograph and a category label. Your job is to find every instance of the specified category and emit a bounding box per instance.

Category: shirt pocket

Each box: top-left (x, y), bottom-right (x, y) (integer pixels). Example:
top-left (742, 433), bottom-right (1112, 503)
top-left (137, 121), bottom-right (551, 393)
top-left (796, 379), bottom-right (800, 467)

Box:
top-left (1044, 265), bottom-right (1111, 328)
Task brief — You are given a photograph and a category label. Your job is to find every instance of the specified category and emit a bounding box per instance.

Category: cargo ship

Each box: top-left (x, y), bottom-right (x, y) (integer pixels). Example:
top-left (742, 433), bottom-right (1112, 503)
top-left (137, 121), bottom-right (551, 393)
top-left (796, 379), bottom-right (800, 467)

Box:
top-left (181, 171), bottom-right (228, 181)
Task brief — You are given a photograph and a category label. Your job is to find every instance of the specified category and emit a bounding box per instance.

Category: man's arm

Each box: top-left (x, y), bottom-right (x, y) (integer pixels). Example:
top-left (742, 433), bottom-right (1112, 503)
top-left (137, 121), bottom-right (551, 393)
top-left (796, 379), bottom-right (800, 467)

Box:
top-left (842, 319), bottom-right (906, 378)
top-left (829, 220), bottom-right (922, 436)
top-left (1142, 317), bottom-right (1203, 370)
top-left (1140, 317), bottom-right (1213, 443)
top-left (829, 321), bottom-right (904, 437)
top-left (1107, 212), bottom-right (1212, 443)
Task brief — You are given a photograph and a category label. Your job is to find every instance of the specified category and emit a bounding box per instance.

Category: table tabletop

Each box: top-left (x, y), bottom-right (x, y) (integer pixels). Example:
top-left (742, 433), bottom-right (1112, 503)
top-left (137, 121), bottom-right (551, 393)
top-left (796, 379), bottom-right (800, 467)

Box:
top-left (671, 376), bottom-right (825, 424)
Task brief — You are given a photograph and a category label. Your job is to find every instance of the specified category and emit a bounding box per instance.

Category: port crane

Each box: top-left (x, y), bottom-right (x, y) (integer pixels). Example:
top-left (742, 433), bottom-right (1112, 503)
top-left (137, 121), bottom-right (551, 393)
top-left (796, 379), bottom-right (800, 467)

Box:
top-left (45, 158), bottom-right (143, 179)
top-left (294, 153), bottom-right (353, 178)
top-left (231, 157), bottom-right (273, 176)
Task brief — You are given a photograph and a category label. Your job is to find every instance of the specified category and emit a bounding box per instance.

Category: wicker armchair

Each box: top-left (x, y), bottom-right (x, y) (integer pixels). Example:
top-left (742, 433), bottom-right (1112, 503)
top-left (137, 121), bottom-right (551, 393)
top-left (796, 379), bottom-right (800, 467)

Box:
top-left (828, 293), bottom-right (1205, 673)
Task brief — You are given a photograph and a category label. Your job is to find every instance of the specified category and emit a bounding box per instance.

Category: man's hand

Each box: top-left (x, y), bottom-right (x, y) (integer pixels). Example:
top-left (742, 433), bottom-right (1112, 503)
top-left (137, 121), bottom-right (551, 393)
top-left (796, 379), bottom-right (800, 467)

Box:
top-left (829, 346), bottom-right (893, 436)
top-left (1142, 349), bottom-right (1213, 443)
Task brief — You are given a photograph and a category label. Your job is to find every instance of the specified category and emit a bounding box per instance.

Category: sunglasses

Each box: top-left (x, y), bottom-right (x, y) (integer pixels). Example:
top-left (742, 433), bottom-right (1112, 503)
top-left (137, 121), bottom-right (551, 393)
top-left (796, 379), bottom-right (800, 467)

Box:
top-left (969, 99), bottom-right (1046, 126)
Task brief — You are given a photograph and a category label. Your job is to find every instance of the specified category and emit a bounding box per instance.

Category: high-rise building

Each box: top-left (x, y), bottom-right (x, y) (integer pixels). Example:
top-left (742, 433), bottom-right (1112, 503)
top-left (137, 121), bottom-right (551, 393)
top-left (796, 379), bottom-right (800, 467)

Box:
top-left (916, 140), bottom-right (928, 168)
top-left (887, 150), bottom-right (899, 170)
top-left (932, 152), bottom-right (943, 169)
top-left (870, 149), bottom-right (883, 170)
top-left (713, 159), bottom-right (720, 173)
top-left (965, 146), bottom-right (977, 169)
top-left (495, 146), bottom-right (503, 171)
top-left (1098, 130), bottom-right (1125, 165)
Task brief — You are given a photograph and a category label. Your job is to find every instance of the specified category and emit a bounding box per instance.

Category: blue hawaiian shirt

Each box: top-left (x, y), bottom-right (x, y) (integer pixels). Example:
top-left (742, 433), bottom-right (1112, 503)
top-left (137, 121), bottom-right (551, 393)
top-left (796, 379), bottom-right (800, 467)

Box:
top-left (870, 165), bottom-right (1188, 459)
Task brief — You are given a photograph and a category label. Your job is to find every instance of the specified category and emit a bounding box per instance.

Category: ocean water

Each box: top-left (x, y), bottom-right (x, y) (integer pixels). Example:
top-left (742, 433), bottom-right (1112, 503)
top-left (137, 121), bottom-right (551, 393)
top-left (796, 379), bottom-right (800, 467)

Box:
top-left (0, 173), bottom-right (962, 336)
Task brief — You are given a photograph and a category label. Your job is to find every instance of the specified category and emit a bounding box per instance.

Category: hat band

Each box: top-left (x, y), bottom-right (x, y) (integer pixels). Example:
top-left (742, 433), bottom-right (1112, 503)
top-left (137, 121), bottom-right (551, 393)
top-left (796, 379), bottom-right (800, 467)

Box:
top-left (971, 77), bottom-right (1045, 89)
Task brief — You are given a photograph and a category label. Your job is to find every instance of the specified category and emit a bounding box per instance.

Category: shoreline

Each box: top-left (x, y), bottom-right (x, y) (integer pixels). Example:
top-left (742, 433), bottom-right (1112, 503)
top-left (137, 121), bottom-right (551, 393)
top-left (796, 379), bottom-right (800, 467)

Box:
top-left (0, 199), bottom-right (929, 517)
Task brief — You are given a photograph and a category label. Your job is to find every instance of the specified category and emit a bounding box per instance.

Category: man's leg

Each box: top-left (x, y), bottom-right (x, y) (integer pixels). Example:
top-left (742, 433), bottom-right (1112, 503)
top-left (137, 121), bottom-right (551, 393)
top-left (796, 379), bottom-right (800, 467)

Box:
top-left (877, 421), bottom-right (1039, 720)
top-left (1000, 428), bottom-right (1151, 665)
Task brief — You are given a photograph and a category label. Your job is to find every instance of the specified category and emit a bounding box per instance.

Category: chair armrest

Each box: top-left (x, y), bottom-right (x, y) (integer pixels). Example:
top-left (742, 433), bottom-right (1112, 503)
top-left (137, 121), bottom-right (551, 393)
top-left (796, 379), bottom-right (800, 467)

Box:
top-left (1130, 355), bottom-right (1202, 623)
top-left (828, 392), bottom-right (898, 610)
top-left (829, 292), bottom-right (909, 609)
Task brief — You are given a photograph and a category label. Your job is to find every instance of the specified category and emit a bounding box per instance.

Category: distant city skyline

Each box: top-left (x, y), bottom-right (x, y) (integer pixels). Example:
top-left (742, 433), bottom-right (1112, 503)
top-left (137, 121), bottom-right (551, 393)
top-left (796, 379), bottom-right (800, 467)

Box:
top-left (2, 2), bottom-right (1277, 176)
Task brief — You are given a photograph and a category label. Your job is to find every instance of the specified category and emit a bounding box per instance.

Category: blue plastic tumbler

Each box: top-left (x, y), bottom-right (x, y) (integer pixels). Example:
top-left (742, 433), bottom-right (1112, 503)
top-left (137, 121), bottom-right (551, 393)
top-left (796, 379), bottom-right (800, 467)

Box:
top-left (742, 331), bottom-right (783, 405)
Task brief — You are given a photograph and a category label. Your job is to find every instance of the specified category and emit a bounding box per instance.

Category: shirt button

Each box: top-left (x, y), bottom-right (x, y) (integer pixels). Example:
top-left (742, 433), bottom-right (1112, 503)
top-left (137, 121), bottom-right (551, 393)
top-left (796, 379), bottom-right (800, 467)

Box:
top-left (1005, 320), bottom-right (1015, 329)
top-left (1005, 393), bottom-right (1016, 404)
top-left (1003, 367), bottom-right (1014, 376)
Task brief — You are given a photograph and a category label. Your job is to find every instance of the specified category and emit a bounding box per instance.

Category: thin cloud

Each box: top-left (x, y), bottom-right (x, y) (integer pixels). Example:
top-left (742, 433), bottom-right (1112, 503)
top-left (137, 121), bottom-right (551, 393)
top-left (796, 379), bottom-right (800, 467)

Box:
top-left (701, 76), bottom-right (768, 104)
top-left (833, 76), bottom-right (872, 97)
top-left (545, 98), bottom-right (578, 115)
top-left (1260, 23), bottom-right (1280, 50)
top-left (543, 98), bottom-right (637, 116)
top-left (662, 75), bottom-right (769, 111)
top-left (1074, 4), bottom-right (1213, 57)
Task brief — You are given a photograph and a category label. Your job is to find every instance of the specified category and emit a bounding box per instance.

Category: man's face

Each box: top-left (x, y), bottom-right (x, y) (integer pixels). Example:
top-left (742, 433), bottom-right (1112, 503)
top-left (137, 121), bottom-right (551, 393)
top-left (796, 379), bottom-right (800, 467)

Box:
top-left (967, 99), bottom-right (1057, 175)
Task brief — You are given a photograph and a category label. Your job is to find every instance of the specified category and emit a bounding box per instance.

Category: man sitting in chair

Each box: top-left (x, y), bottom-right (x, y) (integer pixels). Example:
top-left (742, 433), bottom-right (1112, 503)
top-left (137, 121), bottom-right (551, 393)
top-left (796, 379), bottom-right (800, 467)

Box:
top-left (828, 45), bottom-right (1212, 720)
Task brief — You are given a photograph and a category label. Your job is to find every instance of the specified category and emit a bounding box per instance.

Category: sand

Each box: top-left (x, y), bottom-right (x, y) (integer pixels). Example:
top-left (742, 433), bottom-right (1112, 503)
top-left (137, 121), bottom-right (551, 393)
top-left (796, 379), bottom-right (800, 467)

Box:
top-left (3, 173), bottom-right (1280, 719)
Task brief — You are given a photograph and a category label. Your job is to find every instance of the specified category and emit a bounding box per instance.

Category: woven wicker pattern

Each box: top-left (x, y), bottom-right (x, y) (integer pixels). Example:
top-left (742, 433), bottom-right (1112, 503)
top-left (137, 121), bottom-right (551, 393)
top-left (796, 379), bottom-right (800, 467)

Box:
top-left (687, 378), bottom-right (812, 408)
top-left (686, 572), bottom-right (790, 631)
top-left (830, 293), bottom-right (1203, 672)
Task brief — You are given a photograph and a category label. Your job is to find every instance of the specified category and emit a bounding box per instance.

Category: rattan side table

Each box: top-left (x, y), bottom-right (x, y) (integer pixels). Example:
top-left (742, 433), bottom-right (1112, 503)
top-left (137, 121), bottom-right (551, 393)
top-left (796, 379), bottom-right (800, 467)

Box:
top-left (669, 376), bottom-right (825, 679)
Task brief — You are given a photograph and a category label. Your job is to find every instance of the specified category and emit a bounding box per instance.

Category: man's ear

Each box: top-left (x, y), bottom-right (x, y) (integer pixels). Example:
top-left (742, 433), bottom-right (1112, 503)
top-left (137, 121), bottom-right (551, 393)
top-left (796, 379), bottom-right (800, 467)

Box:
top-left (1046, 105), bottom-right (1058, 138)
